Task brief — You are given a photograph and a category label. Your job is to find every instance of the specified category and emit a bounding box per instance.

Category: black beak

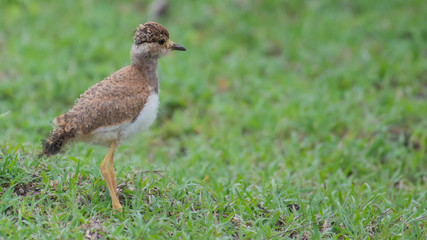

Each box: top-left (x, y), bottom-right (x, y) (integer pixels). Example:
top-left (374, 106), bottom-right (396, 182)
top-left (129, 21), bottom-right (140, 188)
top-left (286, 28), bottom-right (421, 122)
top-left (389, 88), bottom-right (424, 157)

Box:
top-left (171, 43), bottom-right (186, 51)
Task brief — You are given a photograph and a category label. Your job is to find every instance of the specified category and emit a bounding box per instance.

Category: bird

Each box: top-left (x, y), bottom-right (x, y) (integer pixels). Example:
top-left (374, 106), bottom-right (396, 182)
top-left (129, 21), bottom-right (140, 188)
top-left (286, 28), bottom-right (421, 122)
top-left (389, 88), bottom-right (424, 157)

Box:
top-left (40, 21), bottom-right (186, 211)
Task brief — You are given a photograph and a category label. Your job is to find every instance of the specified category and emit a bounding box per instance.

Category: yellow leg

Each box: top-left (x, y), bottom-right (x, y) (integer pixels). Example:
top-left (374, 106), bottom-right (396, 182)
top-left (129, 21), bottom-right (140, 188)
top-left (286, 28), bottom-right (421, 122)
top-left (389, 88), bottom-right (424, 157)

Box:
top-left (99, 141), bottom-right (122, 211)
top-left (108, 147), bottom-right (118, 191)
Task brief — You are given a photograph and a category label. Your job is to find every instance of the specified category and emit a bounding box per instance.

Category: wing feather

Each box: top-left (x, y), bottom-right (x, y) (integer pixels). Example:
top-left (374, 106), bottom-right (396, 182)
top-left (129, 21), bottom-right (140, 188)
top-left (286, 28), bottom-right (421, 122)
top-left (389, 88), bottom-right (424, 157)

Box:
top-left (53, 65), bottom-right (152, 136)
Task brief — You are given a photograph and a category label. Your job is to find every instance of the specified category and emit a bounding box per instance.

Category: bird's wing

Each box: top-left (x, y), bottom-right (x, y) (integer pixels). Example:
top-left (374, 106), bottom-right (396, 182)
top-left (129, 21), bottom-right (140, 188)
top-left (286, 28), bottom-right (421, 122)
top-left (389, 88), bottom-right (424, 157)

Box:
top-left (54, 67), bottom-right (151, 135)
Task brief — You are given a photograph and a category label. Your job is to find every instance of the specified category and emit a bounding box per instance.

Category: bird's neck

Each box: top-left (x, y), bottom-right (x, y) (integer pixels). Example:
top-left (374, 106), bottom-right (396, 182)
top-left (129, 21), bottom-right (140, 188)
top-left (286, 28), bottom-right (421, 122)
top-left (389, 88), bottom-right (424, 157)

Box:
top-left (132, 57), bottom-right (159, 93)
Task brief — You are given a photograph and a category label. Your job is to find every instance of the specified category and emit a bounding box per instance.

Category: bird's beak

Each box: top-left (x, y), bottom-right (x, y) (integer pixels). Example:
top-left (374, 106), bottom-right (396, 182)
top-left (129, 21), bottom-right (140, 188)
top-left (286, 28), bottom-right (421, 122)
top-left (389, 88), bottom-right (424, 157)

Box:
top-left (168, 40), bottom-right (186, 51)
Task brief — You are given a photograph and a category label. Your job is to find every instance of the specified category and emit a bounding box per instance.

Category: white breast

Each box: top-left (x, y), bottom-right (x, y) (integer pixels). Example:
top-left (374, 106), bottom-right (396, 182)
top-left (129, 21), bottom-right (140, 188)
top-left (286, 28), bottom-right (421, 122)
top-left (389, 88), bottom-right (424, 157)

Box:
top-left (121, 92), bottom-right (159, 139)
top-left (87, 92), bottom-right (159, 146)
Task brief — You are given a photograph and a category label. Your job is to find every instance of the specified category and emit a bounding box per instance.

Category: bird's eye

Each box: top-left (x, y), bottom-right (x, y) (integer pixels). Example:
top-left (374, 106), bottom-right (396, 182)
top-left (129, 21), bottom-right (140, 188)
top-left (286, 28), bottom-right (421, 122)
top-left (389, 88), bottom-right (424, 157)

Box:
top-left (158, 39), bottom-right (165, 45)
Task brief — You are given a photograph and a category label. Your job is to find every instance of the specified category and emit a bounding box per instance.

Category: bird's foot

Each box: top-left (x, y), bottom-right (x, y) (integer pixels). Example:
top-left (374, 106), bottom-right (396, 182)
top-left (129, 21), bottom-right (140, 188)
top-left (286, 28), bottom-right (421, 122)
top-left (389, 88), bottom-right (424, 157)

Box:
top-left (112, 204), bottom-right (123, 213)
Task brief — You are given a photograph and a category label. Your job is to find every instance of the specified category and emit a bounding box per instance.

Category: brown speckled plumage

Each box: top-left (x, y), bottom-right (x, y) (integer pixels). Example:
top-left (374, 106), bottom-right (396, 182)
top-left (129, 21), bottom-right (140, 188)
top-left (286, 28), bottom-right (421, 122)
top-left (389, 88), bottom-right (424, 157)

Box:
top-left (54, 65), bottom-right (151, 136)
top-left (134, 21), bottom-right (169, 44)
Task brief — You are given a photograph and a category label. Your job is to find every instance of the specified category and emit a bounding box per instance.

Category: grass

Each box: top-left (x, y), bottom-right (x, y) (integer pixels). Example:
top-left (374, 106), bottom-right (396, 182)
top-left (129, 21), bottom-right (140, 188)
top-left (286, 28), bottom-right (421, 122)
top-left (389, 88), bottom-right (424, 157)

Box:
top-left (1, 0), bottom-right (427, 238)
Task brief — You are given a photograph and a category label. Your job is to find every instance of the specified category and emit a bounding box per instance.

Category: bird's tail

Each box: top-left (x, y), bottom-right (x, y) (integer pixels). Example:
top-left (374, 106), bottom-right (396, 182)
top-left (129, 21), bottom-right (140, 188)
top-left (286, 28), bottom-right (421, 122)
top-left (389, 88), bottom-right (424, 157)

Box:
top-left (40, 127), bottom-right (76, 157)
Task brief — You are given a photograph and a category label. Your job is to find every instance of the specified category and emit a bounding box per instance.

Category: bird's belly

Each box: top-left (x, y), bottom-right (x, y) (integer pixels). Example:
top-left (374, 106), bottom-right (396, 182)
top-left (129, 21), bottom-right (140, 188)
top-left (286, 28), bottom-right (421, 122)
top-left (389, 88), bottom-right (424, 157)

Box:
top-left (86, 93), bottom-right (159, 146)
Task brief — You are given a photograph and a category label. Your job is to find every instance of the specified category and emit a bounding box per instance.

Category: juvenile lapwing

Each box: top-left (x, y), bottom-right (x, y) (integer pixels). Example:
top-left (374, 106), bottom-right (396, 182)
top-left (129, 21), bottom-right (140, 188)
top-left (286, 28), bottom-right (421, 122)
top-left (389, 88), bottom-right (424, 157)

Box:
top-left (40, 22), bottom-right (186, 211)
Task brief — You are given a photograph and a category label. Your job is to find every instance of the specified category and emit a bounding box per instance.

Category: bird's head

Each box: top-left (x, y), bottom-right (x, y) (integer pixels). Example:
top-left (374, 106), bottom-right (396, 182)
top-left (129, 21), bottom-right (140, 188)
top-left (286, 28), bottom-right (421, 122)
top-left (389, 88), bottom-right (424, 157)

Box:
top-left (131, 21), bottom-right (186, 62)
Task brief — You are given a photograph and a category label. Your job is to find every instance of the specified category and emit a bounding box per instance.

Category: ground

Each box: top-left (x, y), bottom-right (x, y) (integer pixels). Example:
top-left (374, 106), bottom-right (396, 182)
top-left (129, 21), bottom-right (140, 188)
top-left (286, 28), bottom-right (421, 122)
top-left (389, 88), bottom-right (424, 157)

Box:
top-left (0, 0), bottom-right (426, 239)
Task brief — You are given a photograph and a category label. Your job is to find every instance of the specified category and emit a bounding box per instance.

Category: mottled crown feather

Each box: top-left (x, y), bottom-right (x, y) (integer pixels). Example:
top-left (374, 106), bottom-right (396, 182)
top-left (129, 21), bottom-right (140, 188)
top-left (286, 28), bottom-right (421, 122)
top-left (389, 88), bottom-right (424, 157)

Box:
top-left (133, 21), bottom-right (169, 44)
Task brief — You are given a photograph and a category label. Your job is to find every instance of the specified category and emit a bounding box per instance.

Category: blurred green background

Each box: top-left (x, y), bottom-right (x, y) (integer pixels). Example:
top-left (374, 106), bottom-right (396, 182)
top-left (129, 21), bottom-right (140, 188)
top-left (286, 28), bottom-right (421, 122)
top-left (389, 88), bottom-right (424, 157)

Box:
top-left (1, 0), bottom-right (427, 238)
